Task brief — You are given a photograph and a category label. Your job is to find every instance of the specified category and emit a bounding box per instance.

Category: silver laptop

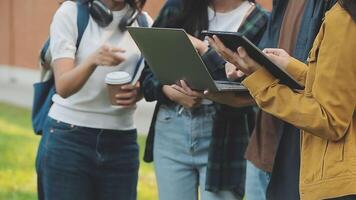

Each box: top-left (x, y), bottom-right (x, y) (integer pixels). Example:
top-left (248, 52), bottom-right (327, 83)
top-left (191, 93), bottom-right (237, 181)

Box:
top-left (128, 27), bottom-right (247, 92)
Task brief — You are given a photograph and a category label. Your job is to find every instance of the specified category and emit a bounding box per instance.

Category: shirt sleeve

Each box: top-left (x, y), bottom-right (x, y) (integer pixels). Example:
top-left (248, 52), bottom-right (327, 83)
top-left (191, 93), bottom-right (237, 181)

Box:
top-left (285, 57), bottom-right (308, 86)
top-left (242, 10), bottom-right (356, 141)
top-left (201, 48), bottom-right (228, 80)
top-left (140, 1), bottom-right (180, 103)
top-left (49, 2), bottom-right (78, 62)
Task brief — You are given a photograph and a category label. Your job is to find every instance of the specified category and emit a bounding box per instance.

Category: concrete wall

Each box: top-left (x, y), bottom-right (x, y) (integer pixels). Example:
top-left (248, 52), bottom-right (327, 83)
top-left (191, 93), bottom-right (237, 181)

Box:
top-left (0, 0), bottom-right (271, 69)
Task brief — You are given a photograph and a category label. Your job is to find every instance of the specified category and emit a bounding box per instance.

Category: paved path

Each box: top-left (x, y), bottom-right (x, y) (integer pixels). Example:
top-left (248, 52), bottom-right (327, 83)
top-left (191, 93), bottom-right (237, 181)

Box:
top-left (0, 66), bottom-right (156, 134)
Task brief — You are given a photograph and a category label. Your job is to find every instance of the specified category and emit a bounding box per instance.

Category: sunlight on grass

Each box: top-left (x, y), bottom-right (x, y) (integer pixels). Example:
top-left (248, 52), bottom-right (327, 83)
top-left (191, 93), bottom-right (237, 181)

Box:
top-left (0, 102), bottom-right (157, 200)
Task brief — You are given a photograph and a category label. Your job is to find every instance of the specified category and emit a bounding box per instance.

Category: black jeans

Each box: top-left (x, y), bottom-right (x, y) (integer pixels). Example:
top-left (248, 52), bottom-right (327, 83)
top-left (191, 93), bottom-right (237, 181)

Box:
top-left (267, 123), bottom-right (300, 200)
top-left (36, 117), bottom-right (139, 200)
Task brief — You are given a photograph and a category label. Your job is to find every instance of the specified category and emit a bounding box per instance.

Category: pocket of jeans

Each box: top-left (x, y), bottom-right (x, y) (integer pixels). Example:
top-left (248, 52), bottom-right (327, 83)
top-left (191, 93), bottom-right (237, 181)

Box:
top-left (156, 105), bottom-right (174, 123)
top-left (49, 119), bottom-right (78, 134)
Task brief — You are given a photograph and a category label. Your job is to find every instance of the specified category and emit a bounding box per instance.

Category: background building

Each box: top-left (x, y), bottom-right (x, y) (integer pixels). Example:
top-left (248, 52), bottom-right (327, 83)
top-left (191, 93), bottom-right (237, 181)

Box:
top-left (0, 0), bottom-right (271, 69)
top-left (0, 0), bottom-right (271, 133)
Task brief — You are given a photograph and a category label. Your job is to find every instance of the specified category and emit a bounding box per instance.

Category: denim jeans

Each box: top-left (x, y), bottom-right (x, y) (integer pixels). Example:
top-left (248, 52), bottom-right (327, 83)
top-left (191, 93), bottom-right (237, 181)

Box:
top-left (245, 161), bottom-right (271, 200)
top-left (36, 117), bottom-right (139, 200)
top-left (153, 104), bottom-right (240, 200)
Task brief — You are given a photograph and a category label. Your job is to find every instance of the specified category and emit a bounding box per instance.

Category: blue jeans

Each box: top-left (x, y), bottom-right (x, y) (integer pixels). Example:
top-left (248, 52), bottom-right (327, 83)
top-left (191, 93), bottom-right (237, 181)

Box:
top-left (153, 104), bottom-right (240, 200)
top-left (245, 161), bottom-right (271, 200)
top-left (36, 117), bottom-right (139, 200)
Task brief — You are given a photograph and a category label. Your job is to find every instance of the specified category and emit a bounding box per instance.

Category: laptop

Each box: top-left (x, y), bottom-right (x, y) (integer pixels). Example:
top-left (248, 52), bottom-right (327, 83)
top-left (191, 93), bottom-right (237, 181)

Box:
top-left (127, 27), bottom-right (247, 92)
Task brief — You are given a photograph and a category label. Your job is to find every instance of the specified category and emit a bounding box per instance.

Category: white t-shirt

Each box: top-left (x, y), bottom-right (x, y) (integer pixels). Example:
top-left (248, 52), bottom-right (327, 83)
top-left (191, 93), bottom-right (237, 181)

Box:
top-left (208, 1), bottom-right (253, 32)
top-left (202, 1), bottom-right (253, 105)
top-left (48, 1), bottom-right (153, 130)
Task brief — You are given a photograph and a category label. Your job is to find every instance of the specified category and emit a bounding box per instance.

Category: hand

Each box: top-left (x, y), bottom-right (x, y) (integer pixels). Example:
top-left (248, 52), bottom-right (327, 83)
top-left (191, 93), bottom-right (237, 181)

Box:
top-left (172, 80), bottom-right (205, 98)
top-left (115, 82), bottom-right (141, 107)
top-left (208, 36), bottom-right (262, 76)
top-left (162, 85), bottom-right (202, 109)
top-left (203, 90), bottom-right (255, 107)
top-left (89, 45), bottom-right (126, 67)
top-left (263, 48), bottom-right (291, 69)
top-left (225, 62), bottom-right (245, 81)
top-left (187, 34), bottom-right (209, 55)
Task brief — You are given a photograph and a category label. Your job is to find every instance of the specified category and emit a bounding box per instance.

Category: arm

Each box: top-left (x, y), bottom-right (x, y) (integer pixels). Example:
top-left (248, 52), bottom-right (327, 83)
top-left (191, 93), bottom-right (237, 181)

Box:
top-left (284, 57), bottom-right (308, 86)
top-left (53, 46), bottom-right (125, 98)
top-left (242, 14), bottom-right (356, 141)
top-left (201, 48), bottom-right (228, 80)
top-left (50, 3), bottom-right (130, 102)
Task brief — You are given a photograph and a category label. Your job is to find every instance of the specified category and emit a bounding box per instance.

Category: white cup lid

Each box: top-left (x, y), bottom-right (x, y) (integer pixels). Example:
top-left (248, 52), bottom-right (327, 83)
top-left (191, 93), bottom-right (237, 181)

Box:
top-left (105, 71), bottom-right (132, 85)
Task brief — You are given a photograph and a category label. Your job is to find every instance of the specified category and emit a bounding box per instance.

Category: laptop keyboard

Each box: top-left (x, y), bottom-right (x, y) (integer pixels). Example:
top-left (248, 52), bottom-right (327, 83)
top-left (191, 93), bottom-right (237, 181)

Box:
top-left (214, 80), bottom-right (247, 91)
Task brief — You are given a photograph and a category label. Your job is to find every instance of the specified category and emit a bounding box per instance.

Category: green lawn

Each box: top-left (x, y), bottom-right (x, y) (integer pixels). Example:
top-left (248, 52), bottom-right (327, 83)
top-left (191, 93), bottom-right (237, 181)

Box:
top-left (0, 102), bottom-right (157, 200)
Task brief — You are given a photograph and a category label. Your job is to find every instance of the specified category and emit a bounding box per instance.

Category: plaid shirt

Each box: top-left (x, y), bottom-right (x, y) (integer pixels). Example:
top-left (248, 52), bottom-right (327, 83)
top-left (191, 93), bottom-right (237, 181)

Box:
top-left (140, 1), bottom-right (268, 197)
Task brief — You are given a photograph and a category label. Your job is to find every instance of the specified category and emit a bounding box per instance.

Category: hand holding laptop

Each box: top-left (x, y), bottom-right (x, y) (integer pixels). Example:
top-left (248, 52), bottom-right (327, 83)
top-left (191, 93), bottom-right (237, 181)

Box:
top-left (187, 34), bottom-right (209, 55)
top-left (172, 80), bottom-right (255, 108)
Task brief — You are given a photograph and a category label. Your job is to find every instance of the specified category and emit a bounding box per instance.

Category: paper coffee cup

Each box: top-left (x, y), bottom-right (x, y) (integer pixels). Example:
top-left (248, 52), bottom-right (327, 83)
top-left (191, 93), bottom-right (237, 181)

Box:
top-left (105, 71), bottom-right (132, 105)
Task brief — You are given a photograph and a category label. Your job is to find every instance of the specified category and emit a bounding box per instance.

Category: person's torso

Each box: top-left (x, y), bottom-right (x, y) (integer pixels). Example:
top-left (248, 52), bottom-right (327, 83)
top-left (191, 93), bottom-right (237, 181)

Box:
top-left (208, 1), bottom-right (253, 32)
top-left (300, 4), bottom-right (356, 199)
top-left (49, 2), bottom-right (148, 130)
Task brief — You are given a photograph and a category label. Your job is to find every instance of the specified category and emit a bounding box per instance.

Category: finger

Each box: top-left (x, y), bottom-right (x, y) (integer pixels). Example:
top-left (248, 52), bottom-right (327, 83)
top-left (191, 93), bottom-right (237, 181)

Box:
top-left (212, 36), bottom-right (238, 64)
top-left (212, 36), bottom-right (235, 55)
top-left (100, 57), bottom-right (117, 66)
top-left (180, 80), bottom-right (204, 97)
top-left (227, 71), bottom-right (241, 80)
top-left (262, 48), bottom-right (275, 54)
top-left (115, 92), bottom-right (136, 99)
top-left (121, 84), bottom-right (136, 90)
top-left (212, 36), bottom-right (228, 54)
top-left (202, 90), bottom-right (217, 101)
top-left (231, 49), bottom-right (248, 69)
top-left (172, 84), bottom-right (188, 95)
top-left (110, 47), bottom-right (126, 53)
top-left (263, 48), bottom-right (283, 56)
top-left (237, 70), bottom-right (245, 77)
top-left (116, 99), bottom-right (136, 106)
top-left (180, 80), bottom-right (194, 94)
top-left (265, 53), bottom-right (281, 64)
top-left (237, 47), bottom-right (258, 68)
top-left (108, 53), bottom-right (126, 63)
top-left (134, 81), bottom-right (140, 89)
top-left (207, 37), bottom-right (219, 51)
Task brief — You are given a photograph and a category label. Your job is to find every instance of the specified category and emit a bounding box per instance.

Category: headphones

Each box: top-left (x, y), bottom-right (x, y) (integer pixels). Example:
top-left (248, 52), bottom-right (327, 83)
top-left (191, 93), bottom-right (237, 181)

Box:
top-left (89, 0), bottom-right (140, 31)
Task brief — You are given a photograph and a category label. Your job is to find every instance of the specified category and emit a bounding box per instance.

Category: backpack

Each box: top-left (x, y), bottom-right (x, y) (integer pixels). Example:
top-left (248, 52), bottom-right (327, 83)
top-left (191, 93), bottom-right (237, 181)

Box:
top-left (32, 1), bottom-right (149, 135)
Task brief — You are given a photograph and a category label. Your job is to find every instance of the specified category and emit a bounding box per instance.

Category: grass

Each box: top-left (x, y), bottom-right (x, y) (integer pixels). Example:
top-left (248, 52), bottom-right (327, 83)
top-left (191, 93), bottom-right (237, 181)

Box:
top-left (0, 102), bottom-right (157, 200)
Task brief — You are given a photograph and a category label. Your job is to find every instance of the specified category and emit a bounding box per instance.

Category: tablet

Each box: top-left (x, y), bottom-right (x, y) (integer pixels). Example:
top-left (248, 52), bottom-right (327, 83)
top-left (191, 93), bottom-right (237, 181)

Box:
top-left (201, 30), bottom-right (304, 90)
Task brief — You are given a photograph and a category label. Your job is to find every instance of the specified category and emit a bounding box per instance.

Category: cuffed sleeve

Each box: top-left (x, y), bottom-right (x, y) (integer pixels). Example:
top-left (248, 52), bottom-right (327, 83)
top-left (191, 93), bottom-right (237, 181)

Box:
top-left (242, 67), bottom-right (278, 97)
top-left (285, 57), bottom-right (308, 86)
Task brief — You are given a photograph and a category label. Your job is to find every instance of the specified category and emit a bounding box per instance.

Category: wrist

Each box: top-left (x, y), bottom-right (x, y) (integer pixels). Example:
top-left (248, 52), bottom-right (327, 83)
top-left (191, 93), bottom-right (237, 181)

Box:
top-left (162, 85), bottom-right (175, 101)
top-left (86, 54), bottom-right (98, 70)
top-left (198, 43), bottom-right (209, 55)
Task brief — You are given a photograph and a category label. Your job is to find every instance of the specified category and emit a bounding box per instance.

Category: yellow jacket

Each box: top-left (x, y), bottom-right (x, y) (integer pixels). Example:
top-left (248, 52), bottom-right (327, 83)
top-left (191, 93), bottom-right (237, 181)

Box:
top-left (242, 3), bottom-right (356, 200)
